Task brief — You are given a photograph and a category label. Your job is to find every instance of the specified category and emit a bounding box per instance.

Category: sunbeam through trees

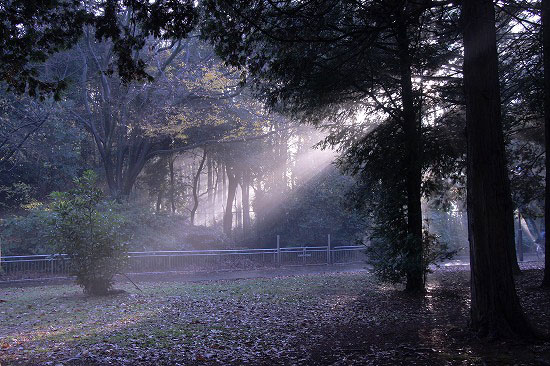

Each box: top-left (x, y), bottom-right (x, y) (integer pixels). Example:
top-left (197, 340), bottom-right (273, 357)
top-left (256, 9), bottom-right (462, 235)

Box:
top-left (0, 0), bottom-right (549, 365)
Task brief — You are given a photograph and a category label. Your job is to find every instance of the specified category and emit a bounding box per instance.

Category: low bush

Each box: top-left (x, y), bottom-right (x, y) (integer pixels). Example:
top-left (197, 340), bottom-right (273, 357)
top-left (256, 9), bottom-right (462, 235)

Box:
top-left (49, 171), bottom-right (128, 295)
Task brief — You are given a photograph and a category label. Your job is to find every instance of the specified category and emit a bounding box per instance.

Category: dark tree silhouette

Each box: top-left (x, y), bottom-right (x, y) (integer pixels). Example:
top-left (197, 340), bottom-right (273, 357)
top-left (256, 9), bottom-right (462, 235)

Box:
top-left (462, 0), bottom-right (535, 337)
top-left (543, 0), bottom-right (550, 288)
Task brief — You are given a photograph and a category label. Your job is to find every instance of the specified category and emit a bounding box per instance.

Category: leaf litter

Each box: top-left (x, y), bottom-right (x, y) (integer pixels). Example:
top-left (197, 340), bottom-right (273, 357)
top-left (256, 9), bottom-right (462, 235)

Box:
top-left (0, 265), bottom-right (549, 365)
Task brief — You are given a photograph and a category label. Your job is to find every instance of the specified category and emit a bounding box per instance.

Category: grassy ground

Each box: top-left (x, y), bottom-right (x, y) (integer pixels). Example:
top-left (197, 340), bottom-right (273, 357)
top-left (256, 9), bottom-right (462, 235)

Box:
top-left (1, 267), bottom-right (549, 365)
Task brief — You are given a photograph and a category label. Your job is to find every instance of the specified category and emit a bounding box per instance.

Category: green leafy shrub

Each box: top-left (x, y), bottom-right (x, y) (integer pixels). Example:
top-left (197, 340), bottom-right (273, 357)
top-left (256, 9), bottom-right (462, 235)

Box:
top-left (49, 170), bottom-right (128, 295)
top-left (339, 119), bottom-right (462, 288)
top-left (366, 223), bottom-right (457, 286)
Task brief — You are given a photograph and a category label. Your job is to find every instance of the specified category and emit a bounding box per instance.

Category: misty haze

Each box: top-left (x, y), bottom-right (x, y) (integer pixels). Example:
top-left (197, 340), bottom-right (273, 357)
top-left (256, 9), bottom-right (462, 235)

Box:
top-left (0, 1), bottom-right (549, 365)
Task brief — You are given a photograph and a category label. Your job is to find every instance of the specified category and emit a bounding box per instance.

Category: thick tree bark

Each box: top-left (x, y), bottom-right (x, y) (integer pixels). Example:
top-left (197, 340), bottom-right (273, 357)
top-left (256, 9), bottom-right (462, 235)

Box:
top-left (396, 19), bottom-right (424, 293)
top-left (462, 0), bottom-right (535, 337)
top-left (543, 0), bottom-right (550, 288)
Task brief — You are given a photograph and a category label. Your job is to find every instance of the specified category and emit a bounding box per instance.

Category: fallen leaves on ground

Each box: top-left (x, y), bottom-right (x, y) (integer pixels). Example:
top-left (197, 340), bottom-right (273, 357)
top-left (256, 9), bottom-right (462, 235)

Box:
top-left (0, 264), bottom-right (549, 365)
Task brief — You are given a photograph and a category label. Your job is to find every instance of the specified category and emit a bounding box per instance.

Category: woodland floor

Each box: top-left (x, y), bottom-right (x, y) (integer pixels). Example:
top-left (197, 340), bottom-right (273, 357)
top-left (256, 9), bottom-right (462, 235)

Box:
top-left (1, 264), bottom-right (549, 366)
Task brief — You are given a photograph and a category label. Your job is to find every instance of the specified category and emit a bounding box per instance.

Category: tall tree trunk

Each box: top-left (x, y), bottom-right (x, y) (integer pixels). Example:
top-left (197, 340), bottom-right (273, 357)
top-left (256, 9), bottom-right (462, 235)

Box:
top-left (156, 188), bottom-right (163, 213)
top-left (510, 232), bottom-right (522, 274)
top-left (213, 161), bottom-right (220, 222)
top-left (169, 155), bottom-right (176, 213)
top-left (222, 162), bottom-right (227, 205)
top-left (396, 18), bottom-right (424, 293)
top-left (508, 209), bottom-right (521, 275)
top-left (120, 138), bottom-right (153, 198)
top-left (462, 0), bottom-right (535, 337)
top-left (517, 210), bottom-right (524, 262)
top-left (103, 159), bottom-right (118, 198)
top-left (223, 164), bottom-right (239, 236)
top-left (235, 195), bottom-right (242, 231)
top-left (524, 216), bottom-right (541, 240)
top-left (280, 127), bottom-right (288, 192)
top-left (542, 0), bottom-right (550, 288)
top-left (241, 168), bottom-right (251, 241)
top-left (190, 149), bottom-right (207, 225)
top-left (207, 154), bottom-right (213, 223)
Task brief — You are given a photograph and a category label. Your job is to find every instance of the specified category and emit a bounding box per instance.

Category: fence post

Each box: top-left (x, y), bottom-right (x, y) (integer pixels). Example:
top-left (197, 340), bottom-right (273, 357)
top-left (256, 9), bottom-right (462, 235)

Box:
top-left (277, 235), bottom-right (281, 265)
top-left (327, 234), bottom-right (332, 265)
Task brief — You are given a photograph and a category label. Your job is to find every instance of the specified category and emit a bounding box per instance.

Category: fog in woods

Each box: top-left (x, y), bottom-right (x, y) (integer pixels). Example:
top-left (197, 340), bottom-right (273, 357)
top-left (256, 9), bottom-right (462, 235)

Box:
top-left (0, 1), bottom-right (548, 365)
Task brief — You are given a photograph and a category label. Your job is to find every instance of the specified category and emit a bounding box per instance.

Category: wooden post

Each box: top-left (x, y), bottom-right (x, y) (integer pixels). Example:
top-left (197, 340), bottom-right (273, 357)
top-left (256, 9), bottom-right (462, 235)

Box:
top-left (327, 234), bottom-right (331, 265)
top-left (277, 235), bottom-right (281, 265)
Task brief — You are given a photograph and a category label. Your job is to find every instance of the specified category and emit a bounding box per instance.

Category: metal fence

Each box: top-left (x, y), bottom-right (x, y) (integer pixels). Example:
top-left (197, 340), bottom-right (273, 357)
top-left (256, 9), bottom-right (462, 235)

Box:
top-left (0, 245), bottom-right (366, 280)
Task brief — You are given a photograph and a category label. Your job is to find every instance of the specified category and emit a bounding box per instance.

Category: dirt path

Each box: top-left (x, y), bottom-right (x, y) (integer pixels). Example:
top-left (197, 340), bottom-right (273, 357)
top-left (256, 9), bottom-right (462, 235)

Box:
top-left (0, 263), bottom-right (368, 289)
top-left (2, 258), bottom-right (544, 289)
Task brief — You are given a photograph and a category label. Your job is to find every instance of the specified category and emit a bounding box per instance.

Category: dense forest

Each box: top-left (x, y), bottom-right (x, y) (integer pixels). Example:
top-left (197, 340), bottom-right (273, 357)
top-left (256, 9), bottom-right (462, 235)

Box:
top-left (1, 0), bottom-right (549, 359)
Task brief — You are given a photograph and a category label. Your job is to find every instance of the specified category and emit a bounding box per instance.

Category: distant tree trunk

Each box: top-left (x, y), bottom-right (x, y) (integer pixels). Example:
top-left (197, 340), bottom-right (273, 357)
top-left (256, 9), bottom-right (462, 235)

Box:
top-left (169, 155), bottom-right (176, 213)
top-left (241, 168), bottom-right (251, 240)
top-left (235, 195), bottom-right (242, 231)
top-left (156, 189), bottom-right (163, 213)
top-left (524, 216), bottom-right (541, 240)
top-left (222, 162), bottom-right (227, 205)
top-left (542, 0), bottom-right (550, 288)
top-left (223, 164), bottom-right (239, 236)
top-left (79, 137), bottom-right (95, 168)
top-left (510, 235), bottom-right (522, 274)
top-left (280, 128), bottom-right (288, 192)
top-left (254, 184), bottom-right (265, 243)
top-left (213, 160), bottom-right (220, 222)
top-left (119, 137), bottom-right (157, 199)
top-left (517, 210), bottom-right (524, 262)
top-left (396, 17), bottom-right (424, 293)
top-left (207, 154), bottom-right (213, 223)
top-left (462, 0), bottom-right (534, 337)
top-left (508, 210), bottom-right (521, 275)
top-left (190, 149), bottom-right (207, 226)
